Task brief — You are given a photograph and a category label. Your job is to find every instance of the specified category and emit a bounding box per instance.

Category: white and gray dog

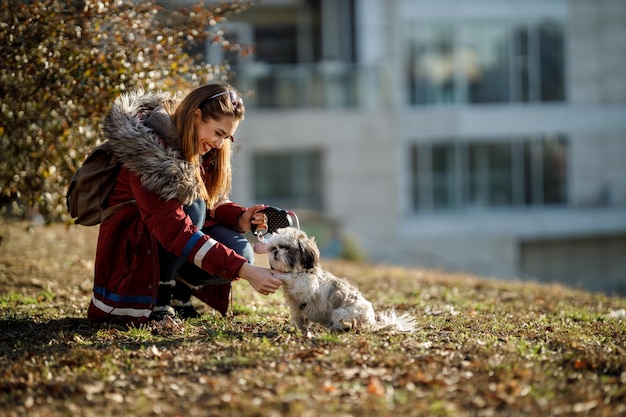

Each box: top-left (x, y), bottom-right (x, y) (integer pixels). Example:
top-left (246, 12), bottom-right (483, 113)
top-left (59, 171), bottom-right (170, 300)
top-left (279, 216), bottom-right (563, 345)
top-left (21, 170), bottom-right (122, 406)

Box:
top-left (261, 227), bottom-right (416, 333)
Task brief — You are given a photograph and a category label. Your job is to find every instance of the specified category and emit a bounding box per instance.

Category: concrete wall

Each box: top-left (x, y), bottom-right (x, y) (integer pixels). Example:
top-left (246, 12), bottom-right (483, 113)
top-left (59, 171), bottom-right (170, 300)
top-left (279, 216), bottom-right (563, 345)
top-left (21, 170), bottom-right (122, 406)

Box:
top-left (570, 132), bottom-right (626, 207)
top-left (520, 234), bottom-right (626, 295)
top-left (568, 0), bottom-right (626, 208)
top-left (569, 0), bottom-right (626, 104)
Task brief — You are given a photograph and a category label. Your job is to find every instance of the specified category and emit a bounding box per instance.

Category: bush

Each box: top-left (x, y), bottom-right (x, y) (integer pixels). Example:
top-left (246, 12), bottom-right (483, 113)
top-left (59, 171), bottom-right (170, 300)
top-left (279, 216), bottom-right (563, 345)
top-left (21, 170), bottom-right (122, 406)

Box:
top-left (0, 0), bottom-right (255, 222)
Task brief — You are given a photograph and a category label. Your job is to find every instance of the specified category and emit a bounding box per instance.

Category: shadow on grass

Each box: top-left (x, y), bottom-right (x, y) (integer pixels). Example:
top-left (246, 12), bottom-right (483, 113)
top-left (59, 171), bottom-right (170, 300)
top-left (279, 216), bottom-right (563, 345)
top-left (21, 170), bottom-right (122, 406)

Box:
top-left (0, 311), bottom-right (285, 362)
top-left (0, 315), bottom-right (105, 365)
top-left (0, 314), bottom-right (94, 339)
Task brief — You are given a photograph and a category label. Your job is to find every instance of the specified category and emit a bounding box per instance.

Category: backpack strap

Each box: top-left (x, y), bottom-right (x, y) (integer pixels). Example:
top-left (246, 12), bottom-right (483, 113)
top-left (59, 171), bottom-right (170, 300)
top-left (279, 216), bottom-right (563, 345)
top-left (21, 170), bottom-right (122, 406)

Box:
top-left (101, 199), bottom-right (136, 223)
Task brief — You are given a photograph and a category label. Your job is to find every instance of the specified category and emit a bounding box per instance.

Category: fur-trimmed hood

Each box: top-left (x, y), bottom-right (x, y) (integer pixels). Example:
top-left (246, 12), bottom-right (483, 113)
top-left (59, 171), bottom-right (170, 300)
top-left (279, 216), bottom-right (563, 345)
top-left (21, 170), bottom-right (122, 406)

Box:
top-left (102, 90), bottom-right (201, 205)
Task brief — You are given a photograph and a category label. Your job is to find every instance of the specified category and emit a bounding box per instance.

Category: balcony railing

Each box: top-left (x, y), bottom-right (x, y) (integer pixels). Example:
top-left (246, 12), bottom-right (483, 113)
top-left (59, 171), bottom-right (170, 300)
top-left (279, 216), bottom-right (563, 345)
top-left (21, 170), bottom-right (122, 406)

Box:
top-left (230, 62), bottom-right (391, 109)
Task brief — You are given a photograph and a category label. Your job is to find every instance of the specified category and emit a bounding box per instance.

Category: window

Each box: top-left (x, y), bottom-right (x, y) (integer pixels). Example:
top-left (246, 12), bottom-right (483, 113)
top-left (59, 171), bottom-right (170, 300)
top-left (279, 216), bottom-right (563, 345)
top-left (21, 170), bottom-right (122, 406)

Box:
top-left (407, 19), bottom-right (565, 105)
top-left (469, 142), bottom-right (514, 207)
top-left (464, 22), bottom-right (511, 104)
top-left (410, 135), bottom-right (568, 212)
top-left (253, 150), bottom-right (323, 210)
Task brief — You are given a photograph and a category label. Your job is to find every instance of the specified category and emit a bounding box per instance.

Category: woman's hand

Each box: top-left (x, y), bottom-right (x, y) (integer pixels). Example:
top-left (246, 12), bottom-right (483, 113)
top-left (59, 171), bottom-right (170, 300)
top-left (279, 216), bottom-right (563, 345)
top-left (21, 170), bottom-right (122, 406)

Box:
top-left (237, 204), bottom-right (267, 233)
top-left (238, 263), bottom-right (282, 295)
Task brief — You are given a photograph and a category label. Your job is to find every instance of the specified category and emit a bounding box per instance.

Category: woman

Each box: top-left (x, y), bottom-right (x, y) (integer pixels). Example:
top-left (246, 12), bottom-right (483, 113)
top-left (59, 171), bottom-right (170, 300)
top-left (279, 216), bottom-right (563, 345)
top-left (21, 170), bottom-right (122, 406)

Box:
top-left (87, 84), bottom-right (282, 324)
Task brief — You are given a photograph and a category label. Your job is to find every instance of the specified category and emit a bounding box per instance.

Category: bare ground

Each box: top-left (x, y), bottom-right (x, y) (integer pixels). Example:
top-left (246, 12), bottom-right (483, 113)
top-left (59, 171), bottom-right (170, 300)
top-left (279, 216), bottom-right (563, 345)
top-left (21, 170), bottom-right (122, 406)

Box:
top-left (0, 220), bottom-right (625, 417)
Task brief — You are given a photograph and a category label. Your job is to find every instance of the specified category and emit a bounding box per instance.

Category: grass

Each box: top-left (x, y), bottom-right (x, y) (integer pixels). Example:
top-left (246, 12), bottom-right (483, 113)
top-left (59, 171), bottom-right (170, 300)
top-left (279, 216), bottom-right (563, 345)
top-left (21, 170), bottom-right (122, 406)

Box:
top-left (0, 220), bottom-right (625, 416)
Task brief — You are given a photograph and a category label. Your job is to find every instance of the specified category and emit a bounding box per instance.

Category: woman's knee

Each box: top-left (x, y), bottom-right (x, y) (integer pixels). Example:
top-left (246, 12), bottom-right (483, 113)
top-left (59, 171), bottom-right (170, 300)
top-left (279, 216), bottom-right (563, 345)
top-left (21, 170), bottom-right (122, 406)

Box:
top-left (238, 241), bottom-right (255, 264)
top-left (184, 199), bottom-right (207, 228)
top-left (205, 225), bottom-right (254, 264)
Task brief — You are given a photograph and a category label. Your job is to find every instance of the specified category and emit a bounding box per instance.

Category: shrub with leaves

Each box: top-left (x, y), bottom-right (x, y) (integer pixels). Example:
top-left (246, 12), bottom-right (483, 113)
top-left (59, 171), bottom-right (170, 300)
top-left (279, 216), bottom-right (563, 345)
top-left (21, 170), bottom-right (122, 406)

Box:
top-left (0, 0), bottom-right (255, 222)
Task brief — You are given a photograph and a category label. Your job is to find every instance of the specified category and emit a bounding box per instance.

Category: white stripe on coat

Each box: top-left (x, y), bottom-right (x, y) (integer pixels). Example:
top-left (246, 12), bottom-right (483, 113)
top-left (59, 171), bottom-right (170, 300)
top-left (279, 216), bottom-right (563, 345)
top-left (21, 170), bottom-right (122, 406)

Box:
top-left (194, 238), bottom-right (218, 268)
top-left (91, 295), bottom-right (152, 319)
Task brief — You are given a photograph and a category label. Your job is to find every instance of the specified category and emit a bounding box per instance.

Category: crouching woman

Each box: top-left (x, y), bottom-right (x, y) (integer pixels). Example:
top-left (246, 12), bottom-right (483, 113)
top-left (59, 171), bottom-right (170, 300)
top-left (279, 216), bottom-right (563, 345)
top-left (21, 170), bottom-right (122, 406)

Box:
top-left (88, 84), bottom-right (282, 324)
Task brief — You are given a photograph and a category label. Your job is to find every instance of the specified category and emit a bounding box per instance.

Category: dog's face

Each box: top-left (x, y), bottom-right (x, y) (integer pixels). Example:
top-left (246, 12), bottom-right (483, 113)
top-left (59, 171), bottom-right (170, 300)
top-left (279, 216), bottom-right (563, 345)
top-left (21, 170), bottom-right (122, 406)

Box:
top-left (266, 227), bottom-right (320, 273)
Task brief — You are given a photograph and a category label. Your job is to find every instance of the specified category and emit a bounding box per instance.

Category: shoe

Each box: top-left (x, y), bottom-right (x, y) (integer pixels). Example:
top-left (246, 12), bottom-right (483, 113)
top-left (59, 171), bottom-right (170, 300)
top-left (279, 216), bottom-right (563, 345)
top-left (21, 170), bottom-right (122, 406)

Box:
top-left (174, 305), bottom-right (200, 319)
top-left (149, 305), bottom-right (183, 326)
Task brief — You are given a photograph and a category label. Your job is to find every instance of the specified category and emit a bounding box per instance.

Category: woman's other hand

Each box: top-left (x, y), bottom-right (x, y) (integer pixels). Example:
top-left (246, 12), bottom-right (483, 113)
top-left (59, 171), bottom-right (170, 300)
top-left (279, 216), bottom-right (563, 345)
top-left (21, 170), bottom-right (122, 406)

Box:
top-left (237, 204), bottom-right (267, 233)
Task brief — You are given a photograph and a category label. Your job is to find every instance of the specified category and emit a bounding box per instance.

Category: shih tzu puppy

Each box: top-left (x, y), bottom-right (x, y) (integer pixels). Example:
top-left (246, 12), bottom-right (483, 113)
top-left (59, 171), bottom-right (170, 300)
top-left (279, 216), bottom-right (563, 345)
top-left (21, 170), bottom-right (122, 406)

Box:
top-left (258, 227), bottom-right (416, 333)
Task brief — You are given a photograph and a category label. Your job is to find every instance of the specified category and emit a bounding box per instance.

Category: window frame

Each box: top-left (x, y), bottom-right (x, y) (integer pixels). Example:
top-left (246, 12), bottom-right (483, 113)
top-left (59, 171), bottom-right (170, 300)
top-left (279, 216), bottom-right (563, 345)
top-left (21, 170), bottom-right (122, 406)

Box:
top-left (409, 135), bottom-right (568, 213)
top-left (252, 149), bottom-right (324, 211)
top-left (405, 17), bottom-right (565, 106)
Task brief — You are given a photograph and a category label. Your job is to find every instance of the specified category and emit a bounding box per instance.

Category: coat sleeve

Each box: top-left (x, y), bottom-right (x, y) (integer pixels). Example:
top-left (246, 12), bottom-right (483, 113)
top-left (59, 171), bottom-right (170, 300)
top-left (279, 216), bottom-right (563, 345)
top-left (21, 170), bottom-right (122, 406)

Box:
top-left (128, 172), bottom-right (247, 281)
top-left (211, 201), bottom-right (247, 232)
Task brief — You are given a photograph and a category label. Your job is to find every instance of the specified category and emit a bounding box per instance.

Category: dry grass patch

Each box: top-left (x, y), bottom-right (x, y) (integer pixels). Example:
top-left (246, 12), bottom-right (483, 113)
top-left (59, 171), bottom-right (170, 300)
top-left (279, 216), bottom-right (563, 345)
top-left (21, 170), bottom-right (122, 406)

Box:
top-left (1, 221), bottom-right (625, 416)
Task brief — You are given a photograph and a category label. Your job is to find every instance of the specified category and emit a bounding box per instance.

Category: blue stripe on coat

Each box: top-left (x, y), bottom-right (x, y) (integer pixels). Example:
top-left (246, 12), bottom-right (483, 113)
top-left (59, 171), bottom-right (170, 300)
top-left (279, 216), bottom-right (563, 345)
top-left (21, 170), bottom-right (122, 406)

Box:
top-left (181, 230), bottom-right (204, 259)
top-left (93, 286), bottom-right (155, 305)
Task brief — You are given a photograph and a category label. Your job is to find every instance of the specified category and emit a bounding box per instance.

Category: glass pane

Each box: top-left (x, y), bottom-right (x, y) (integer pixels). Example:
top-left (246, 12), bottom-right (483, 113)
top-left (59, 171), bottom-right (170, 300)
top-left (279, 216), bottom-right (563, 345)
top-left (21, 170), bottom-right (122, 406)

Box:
top-left (463, 23), bottom-right (511, 103)
top-left (408, 24), bottom-right (456, 105)
top-left (488, 143), bottom-right (513, 206)
top-left (432, 143), bottom-right (456, 209)
top-left (469, 144), bottom-right (489, 207)
top-left (254, 26), bottom-right (299, 64)
top-left (292, 151), bottom-right (323, 209)
top-left (512, 24), bottom-right (531, 102)
top-left (469, 143), bottom-right (512, 207)
top-left (538, 19), bottom-right (565, 102)
top-left (523, 140), bottom-right (540, 205)
top-left (542, 136), bottom-right (567, 204)
top-left (254, 154), bottom-right (291, 200)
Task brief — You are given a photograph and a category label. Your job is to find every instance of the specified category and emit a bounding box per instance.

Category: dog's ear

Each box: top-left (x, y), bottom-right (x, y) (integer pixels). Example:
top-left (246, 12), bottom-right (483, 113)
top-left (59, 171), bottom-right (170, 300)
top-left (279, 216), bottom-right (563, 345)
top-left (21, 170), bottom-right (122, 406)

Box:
top-left (298, 234), bottom-right (319, 270)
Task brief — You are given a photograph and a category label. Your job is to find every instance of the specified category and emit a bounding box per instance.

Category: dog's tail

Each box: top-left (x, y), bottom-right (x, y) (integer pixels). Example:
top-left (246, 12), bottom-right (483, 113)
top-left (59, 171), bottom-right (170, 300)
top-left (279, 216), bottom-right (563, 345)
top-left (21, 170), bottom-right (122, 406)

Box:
top-left (375, 309), bottom-right (417, 332)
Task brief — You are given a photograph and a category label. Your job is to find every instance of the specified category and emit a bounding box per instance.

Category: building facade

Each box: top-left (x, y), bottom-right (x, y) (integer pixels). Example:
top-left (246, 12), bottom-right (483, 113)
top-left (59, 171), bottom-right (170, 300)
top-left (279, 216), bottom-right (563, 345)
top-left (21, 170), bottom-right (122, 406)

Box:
top-left (214, 0), bottom-right (626, 294)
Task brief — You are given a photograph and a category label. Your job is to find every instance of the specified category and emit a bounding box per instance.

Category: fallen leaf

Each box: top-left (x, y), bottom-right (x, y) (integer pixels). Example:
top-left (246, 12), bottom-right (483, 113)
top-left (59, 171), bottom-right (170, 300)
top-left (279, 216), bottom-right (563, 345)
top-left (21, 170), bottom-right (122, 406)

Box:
top-left (367, 376), bottom-right (385, 396)
top-left (322, 381), bottom-right (338, 393)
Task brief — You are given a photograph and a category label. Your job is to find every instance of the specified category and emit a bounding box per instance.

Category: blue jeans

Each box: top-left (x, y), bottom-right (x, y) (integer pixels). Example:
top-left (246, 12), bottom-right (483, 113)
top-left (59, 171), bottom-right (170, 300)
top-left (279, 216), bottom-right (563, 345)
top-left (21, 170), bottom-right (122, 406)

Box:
top-left (157, 199), bottom-right (254, 307)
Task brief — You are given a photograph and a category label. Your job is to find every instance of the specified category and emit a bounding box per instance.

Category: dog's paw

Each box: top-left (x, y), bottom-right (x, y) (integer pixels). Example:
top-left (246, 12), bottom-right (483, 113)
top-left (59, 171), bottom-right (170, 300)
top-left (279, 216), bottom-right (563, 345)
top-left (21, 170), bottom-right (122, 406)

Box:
top-left (330, 319), bottom-right (355, 332)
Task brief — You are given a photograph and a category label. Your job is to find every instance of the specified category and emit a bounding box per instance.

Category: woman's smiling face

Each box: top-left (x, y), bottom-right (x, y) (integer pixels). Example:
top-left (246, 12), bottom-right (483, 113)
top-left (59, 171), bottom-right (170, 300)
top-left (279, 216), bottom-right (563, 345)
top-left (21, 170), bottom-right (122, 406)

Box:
top-left (193, 109), bottom-right (239, 155)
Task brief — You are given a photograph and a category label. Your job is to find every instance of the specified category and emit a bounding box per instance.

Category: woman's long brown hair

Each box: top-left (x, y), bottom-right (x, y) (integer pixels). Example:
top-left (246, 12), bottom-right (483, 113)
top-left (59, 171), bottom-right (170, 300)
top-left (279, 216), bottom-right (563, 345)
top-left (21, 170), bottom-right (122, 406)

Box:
top-left (165, 84), bottom-right (245, 209)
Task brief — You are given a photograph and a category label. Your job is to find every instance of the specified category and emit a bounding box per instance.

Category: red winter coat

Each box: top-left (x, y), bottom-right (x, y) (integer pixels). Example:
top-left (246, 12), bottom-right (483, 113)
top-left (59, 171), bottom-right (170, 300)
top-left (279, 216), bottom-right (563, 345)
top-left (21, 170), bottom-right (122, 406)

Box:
top-left (87, 91), bottom-right (247, 323)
